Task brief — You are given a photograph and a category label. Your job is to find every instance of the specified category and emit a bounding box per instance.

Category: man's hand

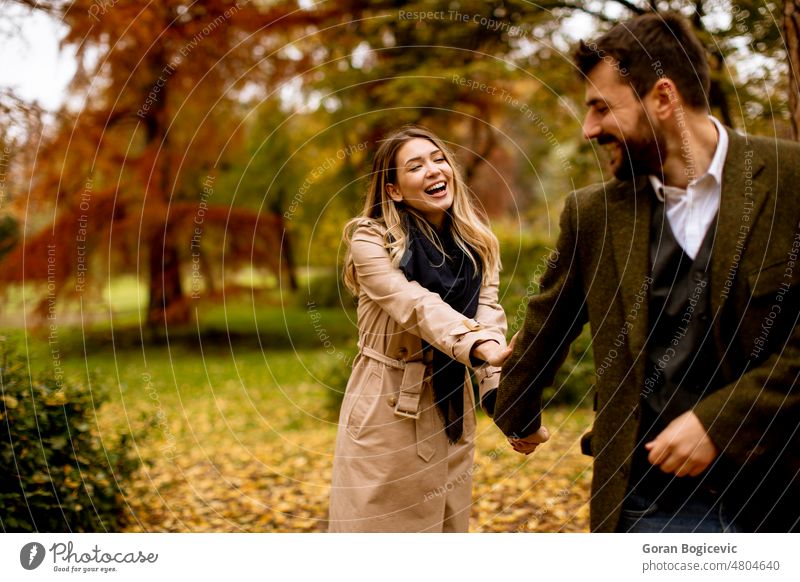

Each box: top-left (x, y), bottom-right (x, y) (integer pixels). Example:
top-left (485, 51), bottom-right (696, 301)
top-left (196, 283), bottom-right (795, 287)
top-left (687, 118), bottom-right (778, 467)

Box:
top-left (507, 330), bottom-right (520, 355)
top-left (508, 426), bottom-right (550, 455)
top-left (645, 410), bottom-right (718, 477)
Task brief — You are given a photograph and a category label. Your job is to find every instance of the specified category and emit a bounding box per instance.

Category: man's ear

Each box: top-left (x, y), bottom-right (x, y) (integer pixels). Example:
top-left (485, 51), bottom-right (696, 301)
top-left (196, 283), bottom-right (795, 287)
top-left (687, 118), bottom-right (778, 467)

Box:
top-left (648, 78), bottom-right (679, 121)
top-left (386, 184), bottom-right (403, 202)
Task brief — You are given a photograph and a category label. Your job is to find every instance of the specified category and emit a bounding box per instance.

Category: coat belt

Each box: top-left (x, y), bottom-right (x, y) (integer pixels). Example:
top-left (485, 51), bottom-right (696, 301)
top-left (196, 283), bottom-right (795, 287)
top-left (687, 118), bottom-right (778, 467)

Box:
top-left (359, 344), bottom-right (430, 420)
top-left (359, 344), bottom-right (407, 369)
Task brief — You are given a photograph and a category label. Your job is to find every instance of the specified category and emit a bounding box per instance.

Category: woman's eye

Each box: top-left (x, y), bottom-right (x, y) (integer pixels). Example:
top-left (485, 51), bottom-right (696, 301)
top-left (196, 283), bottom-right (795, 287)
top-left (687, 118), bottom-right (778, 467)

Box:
top-left (434, 158), bottom-right (446, 163)
top-left (409, 165), bottom-right (422, 171)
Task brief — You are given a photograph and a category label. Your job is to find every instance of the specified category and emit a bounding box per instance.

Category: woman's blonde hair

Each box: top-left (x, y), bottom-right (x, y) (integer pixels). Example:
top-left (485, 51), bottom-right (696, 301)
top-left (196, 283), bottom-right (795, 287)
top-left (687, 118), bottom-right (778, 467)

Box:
top-left (343, 125), bottom-right (500, 295)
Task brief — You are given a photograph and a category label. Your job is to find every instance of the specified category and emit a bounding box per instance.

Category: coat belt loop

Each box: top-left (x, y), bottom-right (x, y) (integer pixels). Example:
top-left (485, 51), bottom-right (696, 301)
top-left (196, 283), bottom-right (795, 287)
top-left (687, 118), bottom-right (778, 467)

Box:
top-left (358, 343), bottom-right (428, 419)
top-left (394, 361), bottom-right (426, 420)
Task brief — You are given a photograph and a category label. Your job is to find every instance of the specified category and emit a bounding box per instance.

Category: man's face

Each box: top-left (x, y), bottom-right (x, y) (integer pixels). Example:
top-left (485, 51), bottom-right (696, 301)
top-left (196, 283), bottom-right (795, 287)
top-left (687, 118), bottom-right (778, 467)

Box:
top-left (582, 60), bottom-right (665, 180)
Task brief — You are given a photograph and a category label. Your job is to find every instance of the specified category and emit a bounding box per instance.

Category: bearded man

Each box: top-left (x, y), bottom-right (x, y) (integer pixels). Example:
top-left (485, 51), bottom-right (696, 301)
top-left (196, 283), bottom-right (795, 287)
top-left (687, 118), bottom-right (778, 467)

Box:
top-left (494, 12), bottom-right (800, 532)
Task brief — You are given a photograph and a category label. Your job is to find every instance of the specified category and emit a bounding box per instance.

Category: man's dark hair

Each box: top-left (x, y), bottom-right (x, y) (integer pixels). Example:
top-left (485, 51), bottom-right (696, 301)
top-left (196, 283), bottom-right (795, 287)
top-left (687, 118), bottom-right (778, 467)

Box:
top-left (573, 12), bottom-right (710, 111)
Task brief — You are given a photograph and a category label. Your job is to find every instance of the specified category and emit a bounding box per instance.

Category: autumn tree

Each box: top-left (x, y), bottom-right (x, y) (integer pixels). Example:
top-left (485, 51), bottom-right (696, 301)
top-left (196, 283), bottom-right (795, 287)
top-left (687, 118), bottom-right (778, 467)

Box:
top-left (313, 1), bottom-right (572, 211)
top-left (4, 0), bottom-right (793, 326)
top-left (1, 0), bottom-right (337, 326)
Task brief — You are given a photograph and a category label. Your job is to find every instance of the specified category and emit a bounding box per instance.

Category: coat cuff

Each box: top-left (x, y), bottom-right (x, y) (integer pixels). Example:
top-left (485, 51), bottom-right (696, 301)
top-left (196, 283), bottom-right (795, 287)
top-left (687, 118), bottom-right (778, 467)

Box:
top-left (449, 319), bottom-right (504, 366)
top-left (474, 365), bottom-right (501, 416)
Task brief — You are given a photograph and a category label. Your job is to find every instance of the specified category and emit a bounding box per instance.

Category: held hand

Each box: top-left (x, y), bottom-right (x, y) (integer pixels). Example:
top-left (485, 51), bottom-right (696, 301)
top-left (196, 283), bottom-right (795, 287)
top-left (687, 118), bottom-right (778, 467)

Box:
top-left (645, 410), bottom-right (718, 477)
top-left (508, 426), bottom-right (550, 455)
top-left (471, 340), bottom-right (512, 367)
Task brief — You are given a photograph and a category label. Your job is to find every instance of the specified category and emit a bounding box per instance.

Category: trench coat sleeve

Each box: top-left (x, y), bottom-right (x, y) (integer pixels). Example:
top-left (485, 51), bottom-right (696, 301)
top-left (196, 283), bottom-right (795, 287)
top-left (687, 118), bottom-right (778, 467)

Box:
top-left (351, 223), bottom-right (505, 367)
top-left (473, 262), bottom-right (507, 415)
top-left (693, 324), bottom-right (800, 468)
top-left (494, 193), bottom-right (589, 438)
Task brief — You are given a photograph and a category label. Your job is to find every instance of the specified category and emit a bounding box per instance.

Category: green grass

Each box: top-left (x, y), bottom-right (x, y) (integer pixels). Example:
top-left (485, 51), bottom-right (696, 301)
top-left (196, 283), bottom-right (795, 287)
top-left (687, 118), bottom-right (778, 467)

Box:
top-left (2, 282), bottom-right (360, 453)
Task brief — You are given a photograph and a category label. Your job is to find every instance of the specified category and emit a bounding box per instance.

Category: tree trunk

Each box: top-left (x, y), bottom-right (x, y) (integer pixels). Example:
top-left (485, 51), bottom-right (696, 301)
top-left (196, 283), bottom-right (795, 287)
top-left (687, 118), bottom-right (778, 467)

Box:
top-left (786, 0), bottom-right (800, 140)
top-left (145, 218), bottom-right (189, 328)
top-left (280, 216), bottom-right (298, 291)
top-left (147, 223), bottom-right (189, 327)
top-left (139, 54), bottom-right (189, 326)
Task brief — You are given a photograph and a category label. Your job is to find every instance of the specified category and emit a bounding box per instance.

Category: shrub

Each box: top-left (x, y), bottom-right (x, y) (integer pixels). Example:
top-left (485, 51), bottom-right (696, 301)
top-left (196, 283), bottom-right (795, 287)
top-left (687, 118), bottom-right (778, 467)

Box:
top-left (0, 214), bottom-right (19, 261)
top-left (297, 270), bottom-right (356, 310)
top-left (547, 327), bottom-right (595, 407)
top-left (0, 346), bottom-right (139, 532)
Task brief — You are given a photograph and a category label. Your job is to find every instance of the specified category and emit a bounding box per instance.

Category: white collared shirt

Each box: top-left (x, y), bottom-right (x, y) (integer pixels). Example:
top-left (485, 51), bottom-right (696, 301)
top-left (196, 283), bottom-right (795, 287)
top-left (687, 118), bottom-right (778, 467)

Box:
top-left (648, 117), bottom-right (728, 260)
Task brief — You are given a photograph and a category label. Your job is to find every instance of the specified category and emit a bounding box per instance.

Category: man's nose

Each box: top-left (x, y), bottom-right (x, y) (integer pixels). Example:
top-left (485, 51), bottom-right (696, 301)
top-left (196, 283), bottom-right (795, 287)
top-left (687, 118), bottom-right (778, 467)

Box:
top-left (582, 112), bottom-right (601, 141)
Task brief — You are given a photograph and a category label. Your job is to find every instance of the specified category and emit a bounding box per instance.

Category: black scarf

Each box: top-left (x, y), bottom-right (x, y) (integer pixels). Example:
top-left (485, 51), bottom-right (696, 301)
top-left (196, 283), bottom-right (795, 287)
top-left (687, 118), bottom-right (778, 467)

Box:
top-left (399, 218), bottom-right (482, 443)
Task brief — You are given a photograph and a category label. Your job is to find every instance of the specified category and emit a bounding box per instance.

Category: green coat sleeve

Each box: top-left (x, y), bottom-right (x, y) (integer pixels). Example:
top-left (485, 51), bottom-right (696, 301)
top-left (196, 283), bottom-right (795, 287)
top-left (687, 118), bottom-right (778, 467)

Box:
top-left (494, 193), bottom-right (589, 438)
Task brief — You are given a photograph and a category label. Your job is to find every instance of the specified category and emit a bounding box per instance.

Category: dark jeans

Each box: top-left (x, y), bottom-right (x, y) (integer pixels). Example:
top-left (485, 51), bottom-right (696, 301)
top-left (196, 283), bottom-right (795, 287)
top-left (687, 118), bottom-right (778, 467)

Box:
top-left (617, 491), bottom-right (740, 533)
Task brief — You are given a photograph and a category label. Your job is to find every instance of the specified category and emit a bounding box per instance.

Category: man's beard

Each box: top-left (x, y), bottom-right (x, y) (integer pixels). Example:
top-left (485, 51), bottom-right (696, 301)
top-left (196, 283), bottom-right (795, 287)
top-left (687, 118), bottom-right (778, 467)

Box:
top-left (598, 113), bottom-right (666, 180)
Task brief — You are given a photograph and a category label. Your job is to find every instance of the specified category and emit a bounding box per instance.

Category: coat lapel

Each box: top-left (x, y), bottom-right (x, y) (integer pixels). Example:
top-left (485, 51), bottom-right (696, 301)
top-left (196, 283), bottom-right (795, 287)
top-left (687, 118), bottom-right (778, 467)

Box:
top-left (709, 129), bottom-right (769, 316)
top-left (599, 128), bottom-right (768, 388)
top-left (608, 177), bottom-right (653, 383)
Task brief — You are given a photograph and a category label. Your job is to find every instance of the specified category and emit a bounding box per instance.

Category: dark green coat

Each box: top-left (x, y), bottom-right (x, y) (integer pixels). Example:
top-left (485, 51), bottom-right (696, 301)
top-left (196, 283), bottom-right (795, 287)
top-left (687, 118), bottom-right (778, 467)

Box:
top-left (495, 129), bottom-right (800, 532)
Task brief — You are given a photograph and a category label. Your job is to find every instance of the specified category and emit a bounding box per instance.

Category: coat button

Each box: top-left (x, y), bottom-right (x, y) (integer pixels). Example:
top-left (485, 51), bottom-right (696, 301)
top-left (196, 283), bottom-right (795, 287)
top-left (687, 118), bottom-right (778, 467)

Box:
top-left (387, 395), bottom-right (398, 407)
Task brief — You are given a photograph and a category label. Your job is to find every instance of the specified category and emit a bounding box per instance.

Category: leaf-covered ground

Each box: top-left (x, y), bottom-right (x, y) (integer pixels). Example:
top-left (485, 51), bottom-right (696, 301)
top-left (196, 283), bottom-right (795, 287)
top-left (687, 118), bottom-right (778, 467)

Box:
top-left (33, 313), bottom-right (593, 534)
top-left (118, 402), bottom-right (592, 533)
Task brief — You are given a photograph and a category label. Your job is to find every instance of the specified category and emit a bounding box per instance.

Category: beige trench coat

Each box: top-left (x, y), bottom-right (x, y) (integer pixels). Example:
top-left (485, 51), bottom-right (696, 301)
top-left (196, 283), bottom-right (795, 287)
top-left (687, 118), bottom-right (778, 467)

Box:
top-left (329, 221), bottom-right (507, 532)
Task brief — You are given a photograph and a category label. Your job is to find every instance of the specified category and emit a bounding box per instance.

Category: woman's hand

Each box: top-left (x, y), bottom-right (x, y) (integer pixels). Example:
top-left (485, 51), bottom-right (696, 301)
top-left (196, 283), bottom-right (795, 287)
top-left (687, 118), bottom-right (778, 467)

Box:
top-left (470, 330), bottom-right (521, 366)
top-left (471, 340), bottom-right (512, 366)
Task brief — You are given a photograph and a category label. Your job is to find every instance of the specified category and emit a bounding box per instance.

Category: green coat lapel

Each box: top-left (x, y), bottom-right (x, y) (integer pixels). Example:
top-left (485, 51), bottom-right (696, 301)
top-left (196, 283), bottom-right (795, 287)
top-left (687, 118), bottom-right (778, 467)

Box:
top-left (607, 177), bottom-right (653, 387)
top-left (710, 129), bottom-right (770, 316)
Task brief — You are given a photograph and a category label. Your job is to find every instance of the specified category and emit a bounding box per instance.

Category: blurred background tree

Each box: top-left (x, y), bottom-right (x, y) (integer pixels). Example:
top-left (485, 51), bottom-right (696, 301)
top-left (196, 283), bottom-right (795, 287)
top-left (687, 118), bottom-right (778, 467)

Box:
top-left (0, 0), bottom-right (796, 328)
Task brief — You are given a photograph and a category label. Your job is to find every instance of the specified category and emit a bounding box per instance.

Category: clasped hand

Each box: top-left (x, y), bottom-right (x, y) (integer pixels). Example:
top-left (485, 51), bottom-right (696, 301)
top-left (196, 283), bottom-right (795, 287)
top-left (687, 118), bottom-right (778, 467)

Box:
top-left (470, 330), bottom-right (520, 367)
top-left (471, 340), bottom-right (512, 366)
top-left (478, 331), bottom-right (552, 455)
top-left (508, 426), bottom-right (550, 455)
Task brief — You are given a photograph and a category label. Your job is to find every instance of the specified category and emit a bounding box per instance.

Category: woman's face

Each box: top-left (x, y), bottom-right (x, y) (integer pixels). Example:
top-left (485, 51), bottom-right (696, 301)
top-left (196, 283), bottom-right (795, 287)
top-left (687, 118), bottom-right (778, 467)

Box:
top-left (387, 138), bottom-right (454, 229)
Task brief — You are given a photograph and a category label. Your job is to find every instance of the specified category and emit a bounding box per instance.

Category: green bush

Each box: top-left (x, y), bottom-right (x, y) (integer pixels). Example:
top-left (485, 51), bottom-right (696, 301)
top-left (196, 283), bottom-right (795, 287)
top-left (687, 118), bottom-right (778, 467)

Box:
top-left (298, 271), bottom-right (356, 310)
top-left (546, 327), bottom-right (595, 407)
top-left (0, 346), bottom-right (139, 532)
top-left (0, 214), bottom-right (19, 261)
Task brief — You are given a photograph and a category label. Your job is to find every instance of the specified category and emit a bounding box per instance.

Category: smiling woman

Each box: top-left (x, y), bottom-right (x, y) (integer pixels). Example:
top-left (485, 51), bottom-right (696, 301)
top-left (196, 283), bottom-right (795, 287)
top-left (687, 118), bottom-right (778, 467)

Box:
top-left (329, 126), bottom-right (509, 532)
top-left (385, 138), bottom-right (455, 229)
